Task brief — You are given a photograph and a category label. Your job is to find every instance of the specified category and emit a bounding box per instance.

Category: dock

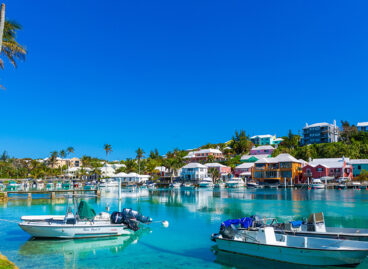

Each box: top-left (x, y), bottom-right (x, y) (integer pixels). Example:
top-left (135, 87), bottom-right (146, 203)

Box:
top-left (0, 189), bottom-right (101, 200)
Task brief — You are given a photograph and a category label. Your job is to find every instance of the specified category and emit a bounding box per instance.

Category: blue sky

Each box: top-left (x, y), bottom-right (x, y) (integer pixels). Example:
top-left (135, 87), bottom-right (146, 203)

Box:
top-left (1, 0), bottom-right (367, 159)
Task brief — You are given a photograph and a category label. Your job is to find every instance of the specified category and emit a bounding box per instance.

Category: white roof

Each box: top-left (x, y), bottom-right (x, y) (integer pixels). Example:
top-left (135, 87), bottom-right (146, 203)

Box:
top-left (235, 163), bottom-right (255, 169)
top-left (204, 163), bottom-right (228, 168)
top-left (184, 148), bottom-right (222, 158)
top-left (307, 158), bottom-right (350, 168)
top-left (182, 163), bottom-right (207, 169)
top-left (250, 134), bottom-right (273, 139)
top-left (114, 172), bottom-right (128, 177)
top-left (357, 122), bottom-right (368, 127)
top-left (349, 159), bottom-right (368, 164)
top-left (273, 138), bottom-right (284, 141)
top-left (155, 166), bottom-right (169, 173)
top-left (251, 145), bottom-right (274, 151)
top-left (303, 122), bottom-right (334, 129)
top-left (255, 154), bottom-right (301, 164)
top-left (240, 154), bottom-right (270, 160)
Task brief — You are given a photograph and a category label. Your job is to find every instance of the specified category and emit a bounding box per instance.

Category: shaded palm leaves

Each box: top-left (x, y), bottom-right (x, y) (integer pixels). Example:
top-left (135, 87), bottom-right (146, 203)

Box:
top-left (1, 20), bottom-right (26, 69)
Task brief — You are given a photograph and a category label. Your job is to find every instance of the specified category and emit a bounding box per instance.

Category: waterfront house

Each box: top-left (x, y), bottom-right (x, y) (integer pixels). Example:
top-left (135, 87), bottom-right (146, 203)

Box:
top-left (154, 166), bottom-right (170, 177)
top-left (183, 148), bottom-right (225, 163)
top-left (120, 172), bottom-right (150, 184)
top-left (240, 154), bottom-right (270, 163)
top-left (234, 163), bottom-right (255, 178)
top-left (357, 122), bottom-right (368, 132)
top-left (302, 157), bottom-right (353, 183)
top-left (205, 163), bottom-right (231, 181)
top-left (349, 159), bottom-right (368, 178)
top-left (45, 157), bottom-right (83, 169)
top-left (252, 153), bottom-right (303, 184)
top-left (301, 121), bottom-right (340, 145)
top-left (181, 163), bottom-right (208, 181)
top-left (250, 145), bottom-right (275, 155)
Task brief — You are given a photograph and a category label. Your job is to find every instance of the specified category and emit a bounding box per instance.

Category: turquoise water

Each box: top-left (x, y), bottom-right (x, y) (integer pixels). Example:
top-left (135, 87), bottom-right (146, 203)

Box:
top-left (1, 188), bottom-right (368, 268)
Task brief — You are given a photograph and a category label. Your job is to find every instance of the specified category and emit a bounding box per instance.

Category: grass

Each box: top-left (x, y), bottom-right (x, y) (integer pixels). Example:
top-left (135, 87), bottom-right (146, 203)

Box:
top-left (0, 254), bottom-right (17, 269)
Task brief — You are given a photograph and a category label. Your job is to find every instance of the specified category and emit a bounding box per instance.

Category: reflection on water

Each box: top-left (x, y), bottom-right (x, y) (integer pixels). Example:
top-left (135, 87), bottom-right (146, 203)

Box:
top-left (1, 188), bottom-right (368, 268)
top-left (19, 228), bottom-right (150, 268)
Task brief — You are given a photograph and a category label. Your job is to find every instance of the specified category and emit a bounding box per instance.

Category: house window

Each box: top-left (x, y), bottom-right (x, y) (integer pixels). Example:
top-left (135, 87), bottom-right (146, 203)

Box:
top-left (316, 167), bottom-right (323, 172)
top-left (358, 165), bottom-right (361, 170)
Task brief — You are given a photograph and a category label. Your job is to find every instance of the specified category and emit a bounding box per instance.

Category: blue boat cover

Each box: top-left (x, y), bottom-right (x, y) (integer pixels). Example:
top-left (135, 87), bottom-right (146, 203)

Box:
top-left (221, 217), bottom-right (253, 229)
top-left (290, 220), bottom-right (303, 228)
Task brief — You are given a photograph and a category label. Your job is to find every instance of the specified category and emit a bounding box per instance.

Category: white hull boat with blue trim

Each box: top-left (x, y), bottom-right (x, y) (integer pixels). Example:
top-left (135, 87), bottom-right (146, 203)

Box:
top-left (211, 224), bottom-right (368, 266)
top-left (19, 197), bottom-right (152, 239)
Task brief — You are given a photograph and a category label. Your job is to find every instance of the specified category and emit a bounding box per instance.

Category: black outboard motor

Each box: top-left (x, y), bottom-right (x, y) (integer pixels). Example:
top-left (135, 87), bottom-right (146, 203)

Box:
top-left (122, 208), bottom-right (152, 224)
top-left (220, 224), bottom-right (238, 239)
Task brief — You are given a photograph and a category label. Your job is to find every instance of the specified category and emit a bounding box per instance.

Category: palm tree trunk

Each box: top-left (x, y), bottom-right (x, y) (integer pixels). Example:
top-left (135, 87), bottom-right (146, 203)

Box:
top-left (0, 4), bottom-right (5, 54)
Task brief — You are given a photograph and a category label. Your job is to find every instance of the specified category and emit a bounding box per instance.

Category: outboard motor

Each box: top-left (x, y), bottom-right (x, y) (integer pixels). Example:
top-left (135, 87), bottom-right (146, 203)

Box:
top-left (220, 224), bottom-right (238, 239)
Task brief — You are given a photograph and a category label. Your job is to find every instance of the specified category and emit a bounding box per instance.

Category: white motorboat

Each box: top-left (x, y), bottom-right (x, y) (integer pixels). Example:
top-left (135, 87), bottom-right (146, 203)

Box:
top-left (246, 180), bottom-right (259, 188)
top-left (214, 182), bottom-right (226, 189)
top-left (273, 212), bottom-right (368, 241)
top-left (19, 197), bottom-right (152, 239)
top-left (211, 225), bottom-right (368, 266)
top-left (225, 178), bottom-right (244, 188)
top-left (181, 182), bottom-right (195, 189)
top-left (198, 178), bottom-right (214, 188)
top-left (147, 183), bottom-right (156, 189)
top-left (169, 182), bottom-right (181, 189)
top-left (311, 178), bottom-right (325, 189)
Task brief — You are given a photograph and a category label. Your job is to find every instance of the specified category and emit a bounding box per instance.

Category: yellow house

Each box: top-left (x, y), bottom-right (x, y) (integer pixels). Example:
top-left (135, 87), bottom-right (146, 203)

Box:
top-left (47, 157), bottom-right (82, 169)
top-left (252, 153), bottom-right (303, 184)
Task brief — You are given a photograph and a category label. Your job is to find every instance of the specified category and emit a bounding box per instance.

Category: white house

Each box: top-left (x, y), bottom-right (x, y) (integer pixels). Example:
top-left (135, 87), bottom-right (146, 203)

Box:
top-left (118, 172), bottom-right (150, 183)
top-left (181, 163), bottom-right (208, 181)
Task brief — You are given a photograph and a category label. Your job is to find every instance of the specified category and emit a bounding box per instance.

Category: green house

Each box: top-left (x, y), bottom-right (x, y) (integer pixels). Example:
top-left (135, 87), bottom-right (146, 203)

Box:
top-left (350, 160), bottom-right (368, 177)
top-left (240, 154), bottom-right (271, 163)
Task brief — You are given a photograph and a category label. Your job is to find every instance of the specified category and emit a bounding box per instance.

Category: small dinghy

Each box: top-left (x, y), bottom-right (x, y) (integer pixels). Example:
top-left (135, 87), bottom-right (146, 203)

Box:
top-left (19, 197), bottom-right (152, 239)
top-left (211, 218), bottom-right (368, 266)
top-left (273, 212), bottom-right (368, 241)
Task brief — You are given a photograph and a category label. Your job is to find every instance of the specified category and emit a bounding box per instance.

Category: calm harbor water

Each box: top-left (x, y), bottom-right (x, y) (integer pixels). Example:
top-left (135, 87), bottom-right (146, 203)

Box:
top-left (1, 188), bottom-right (368, 269)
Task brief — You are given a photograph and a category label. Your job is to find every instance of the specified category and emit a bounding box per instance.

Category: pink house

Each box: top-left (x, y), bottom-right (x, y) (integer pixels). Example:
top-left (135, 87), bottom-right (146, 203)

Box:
top-left (234, 163), bottom-right (255, 178)
top-left (250, 145), bottom-right (274, 156)
top-left (205, 163), bottom-right (231, 179)
top-left (302, 157), bottom-right (353, 182)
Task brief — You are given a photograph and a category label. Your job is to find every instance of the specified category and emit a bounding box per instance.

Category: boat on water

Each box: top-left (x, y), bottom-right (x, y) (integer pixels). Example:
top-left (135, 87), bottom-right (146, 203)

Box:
top-left (211, 219), bottom-right (368, 266)
top-left (310, 178), bottom-right (325, 189)
top-left (169, 182), bottom-right (181, 189)
top-left (19, 197), bottom-right (152, 239)
top-left (55, 182), bottom-right (62, 190)
top-left (84, 182), bottom-right (96, 190)
top-left (225, 178), bottom-right (244, 188)
top-left (214, 182), bottom-right (226, 189)
top-left (100, 178), bottom-right (119, 188)
top-left (62, 180), bottom-right (72, 190)
top-left (272, 212), bottom-right (368, 241)
top-left (0, 183), bottom-right (4, 191)
top-left (73, 181), bottom-right (82, 189)
top-left (181, 182), bottom-right (195, 189)
top-left (147, 182), bottom-right (156, 189)
top-left (198, 178), bottom-right (214, 188)
top-left (246, 180), bottom-right (259, 188)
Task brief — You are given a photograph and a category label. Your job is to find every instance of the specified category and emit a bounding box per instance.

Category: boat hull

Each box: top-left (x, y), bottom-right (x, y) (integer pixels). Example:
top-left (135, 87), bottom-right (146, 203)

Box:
top-left (215, 238), bottom-right (368, 266)
top-left (19, 223), bottom-right (132, 239)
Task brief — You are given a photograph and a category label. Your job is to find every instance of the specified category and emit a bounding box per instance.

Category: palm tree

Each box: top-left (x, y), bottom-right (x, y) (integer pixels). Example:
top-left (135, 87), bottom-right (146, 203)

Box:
top-left (1, 20), bottom-right (26, 69)
top-left (0, 4), bottom-right (5, 54)
top-left (66, 146), bottom-right (74, 172)
top-left (209, 167), bottom-right (220, 184)
top-left (136, 147), bottom-right (145, 174)
top-left (59, 150), bottom-right (66, 176)
top-left (49, 151), bottom-right (59, 170)
top-left (104, 144), bottom-right (112, 163)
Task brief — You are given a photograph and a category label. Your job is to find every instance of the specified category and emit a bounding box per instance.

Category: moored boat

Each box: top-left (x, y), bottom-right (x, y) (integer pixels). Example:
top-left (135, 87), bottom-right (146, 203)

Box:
top-left (198, 178), bottom-right (214, 188)
top-left (225, 178), bottom-right (244, 188)
top-left (273, 212), bottom-right (368, 241)
top-left (211, 220), bottom-right (368, 266)
top-left (181, 182), bottom-right (195, 189)
top-left (311, 178), bottom-right (325, 189)
top-left (246, 180), bottom-right (259, 188)
top-left (169, 182), bottom-right (181, 189)
top-left (214, 182), bottom-right (225, 189)
top-left (19, 198), bottom-right (152, 239)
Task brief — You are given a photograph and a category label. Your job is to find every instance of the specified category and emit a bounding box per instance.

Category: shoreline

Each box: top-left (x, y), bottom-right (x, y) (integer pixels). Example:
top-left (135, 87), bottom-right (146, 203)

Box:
top-left (0, 254), bottom-right (18, 269)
